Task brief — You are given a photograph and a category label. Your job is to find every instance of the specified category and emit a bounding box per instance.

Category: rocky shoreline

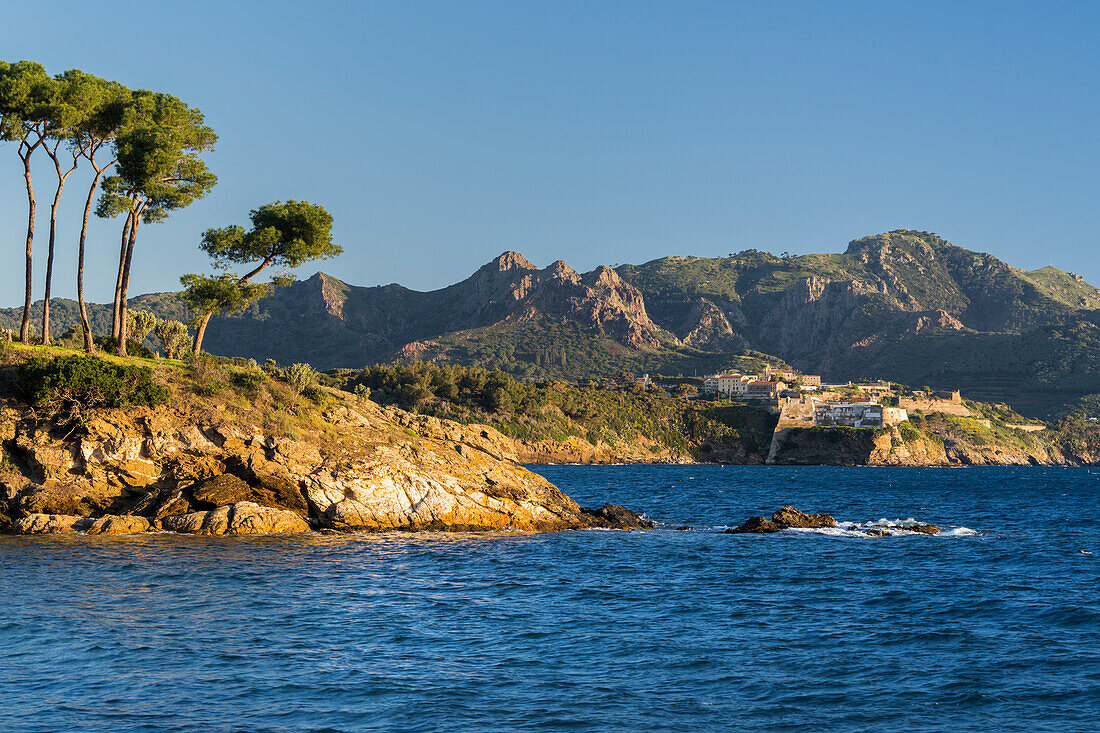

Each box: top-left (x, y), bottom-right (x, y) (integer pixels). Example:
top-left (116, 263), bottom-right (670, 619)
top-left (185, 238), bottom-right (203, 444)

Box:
top-left (508, 422), bottom-right (1100, 467)
top-left (0, 388), bottom-right (651, 536)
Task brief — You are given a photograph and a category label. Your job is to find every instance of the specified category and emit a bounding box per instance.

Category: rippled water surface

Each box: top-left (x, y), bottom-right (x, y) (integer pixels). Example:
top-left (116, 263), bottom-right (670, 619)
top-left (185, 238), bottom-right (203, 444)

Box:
top-left (1, 466), bottom-right (1098, 732)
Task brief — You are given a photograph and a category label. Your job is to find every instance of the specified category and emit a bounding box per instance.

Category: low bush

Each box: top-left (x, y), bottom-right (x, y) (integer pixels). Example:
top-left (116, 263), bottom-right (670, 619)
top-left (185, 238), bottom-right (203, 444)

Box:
top-left (232, 371), bottom-right (265, 391)
top-left (285, 363), bottom-right (317, 395)
top-left (185, 354), bottom-right (229, 397)
top-left (18, 355), bottom-right (168, 413)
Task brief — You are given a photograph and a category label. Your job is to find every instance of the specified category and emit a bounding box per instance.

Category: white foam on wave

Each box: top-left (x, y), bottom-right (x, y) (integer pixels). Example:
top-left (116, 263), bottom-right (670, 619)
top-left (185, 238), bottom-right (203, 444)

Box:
top-left (785, 526), bottom-right (869, 538)
top-left (782, 520), bottom-right (980, 539)
top-left (871, 517), bottom-right (920, 528)
top-left (937, 527), bottom-right (978, 537)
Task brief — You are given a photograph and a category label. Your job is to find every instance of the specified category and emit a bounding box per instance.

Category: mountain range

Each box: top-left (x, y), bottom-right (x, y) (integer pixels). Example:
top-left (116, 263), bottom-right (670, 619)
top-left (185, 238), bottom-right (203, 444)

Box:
top-left (4, 229), bottom-right (1100, 418)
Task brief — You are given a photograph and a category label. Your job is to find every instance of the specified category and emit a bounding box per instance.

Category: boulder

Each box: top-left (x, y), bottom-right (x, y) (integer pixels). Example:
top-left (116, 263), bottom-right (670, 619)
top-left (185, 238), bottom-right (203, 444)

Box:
top-left (158, 502), bottom-right (309, 535)
top-left (726, 516), bottom-right (782, 534)
top-left (581, 503), bottom-right (653, 529)
top-left (155, 488), bottom-right (202, 520)
top-left (191, 470), bottom-right (309, 518)
top-left (16, 480), bottom-right (126, 517)
top-left (13, 513), bottom-right (91, 534)
top-left (86, 515), bottom-right (151, 535)
top-left (907, 523), bottom-right (941, 535)
top-left (772, 506), bottom-right (836, 529)
top-left (302, 444), bottom-right (588, 531)
top-left (226, 502), bottom-right (311, 535)
top-left (190, 473), bottom-right (257, 507)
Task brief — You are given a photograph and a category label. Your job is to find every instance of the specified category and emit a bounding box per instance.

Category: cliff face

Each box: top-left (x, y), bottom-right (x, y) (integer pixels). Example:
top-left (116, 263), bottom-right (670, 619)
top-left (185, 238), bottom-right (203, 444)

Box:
top-left (0, 384), bottom-right (646, 536)
top-left (769, 425), bottom-right (1076, 467)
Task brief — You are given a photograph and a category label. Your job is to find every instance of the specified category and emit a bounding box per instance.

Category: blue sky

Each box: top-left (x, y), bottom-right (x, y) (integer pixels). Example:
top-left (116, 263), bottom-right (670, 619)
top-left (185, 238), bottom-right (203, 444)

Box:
top-left (2, 0), bottom-right (1098, 304)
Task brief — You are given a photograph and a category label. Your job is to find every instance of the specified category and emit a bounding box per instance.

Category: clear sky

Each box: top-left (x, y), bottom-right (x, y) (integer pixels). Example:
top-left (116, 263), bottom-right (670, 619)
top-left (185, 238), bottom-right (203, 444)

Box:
top-left (1, 0), bottom-right (1098, 304)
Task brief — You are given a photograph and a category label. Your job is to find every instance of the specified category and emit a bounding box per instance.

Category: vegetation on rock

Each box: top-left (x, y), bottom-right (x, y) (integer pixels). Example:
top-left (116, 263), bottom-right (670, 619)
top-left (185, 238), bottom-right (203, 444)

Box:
top-left (338, 362), bottom-right (778, 461)
top-left (17, 353), bottom-right (167, 413)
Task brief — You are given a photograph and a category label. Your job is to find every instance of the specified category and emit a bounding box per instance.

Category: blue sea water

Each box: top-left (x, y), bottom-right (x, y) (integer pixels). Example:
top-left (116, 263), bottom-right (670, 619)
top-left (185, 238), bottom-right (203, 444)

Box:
top-left (1, 465), bottom-right (1097, 732)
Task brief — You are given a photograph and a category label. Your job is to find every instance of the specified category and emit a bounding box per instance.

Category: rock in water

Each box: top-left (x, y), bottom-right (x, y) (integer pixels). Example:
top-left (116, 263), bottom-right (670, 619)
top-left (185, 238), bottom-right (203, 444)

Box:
top-left (86, 515), bottom-right (151, 535)
top-left (906, 523), bottom-right (941, 535)
top-left (726, 516), bottom-right (783, 534)
top-left (158, 502), bottom-right (310, 535)
top-left (580, 503), bottom-right (653, 529)
top-left (726, 506), bottom-right (836, 533)
top-left (13, 514), bottom-right (91, 534)
top-left (771, 506), bottom-right (837, 529)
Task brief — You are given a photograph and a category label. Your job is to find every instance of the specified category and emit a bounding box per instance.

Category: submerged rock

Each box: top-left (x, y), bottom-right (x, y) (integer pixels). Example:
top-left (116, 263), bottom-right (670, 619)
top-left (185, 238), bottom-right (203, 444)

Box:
top-left (904, 523), bottom-right (941, 535)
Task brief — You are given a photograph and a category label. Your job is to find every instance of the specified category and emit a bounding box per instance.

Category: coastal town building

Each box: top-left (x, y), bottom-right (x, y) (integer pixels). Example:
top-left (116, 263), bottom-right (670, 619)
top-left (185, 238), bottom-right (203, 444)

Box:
top-left (812, 400), bottom-right (908, 428)
top-left (744, 381), bottom-right (786, 401)
top-left (760, 367), bottom-right (820, 386)
top-left (702, 374), bottom-right (788, 401)
top-left (855, 381), bottom-right (893, 397)
top-left (703, 373), bottom-right (752, 397)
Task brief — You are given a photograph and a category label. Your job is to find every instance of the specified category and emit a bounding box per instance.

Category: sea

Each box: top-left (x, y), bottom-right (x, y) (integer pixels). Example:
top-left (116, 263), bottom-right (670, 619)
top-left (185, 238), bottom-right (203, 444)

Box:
top-left (1, 465), bottom-right (1097, 732)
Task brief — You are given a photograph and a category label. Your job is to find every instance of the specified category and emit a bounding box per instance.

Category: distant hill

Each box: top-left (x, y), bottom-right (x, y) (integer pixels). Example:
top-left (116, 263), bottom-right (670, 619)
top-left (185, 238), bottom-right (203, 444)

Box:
top-left (4, 229), bottom-right (1099, 418)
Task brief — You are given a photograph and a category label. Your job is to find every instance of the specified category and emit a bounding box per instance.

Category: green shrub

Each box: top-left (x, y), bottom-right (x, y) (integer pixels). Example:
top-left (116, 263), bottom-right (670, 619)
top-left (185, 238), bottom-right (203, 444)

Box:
top-left (896, 420), bottom-right (923, 443)
top-left (94, 336), bottom-right (155, 358)
top-left (302, 384), bottom-right (329, 403)
top-left (285, 363), bottom-right (316, 395)
top-left (232, 371), bottom-right (265, 391)
top-left (186, 354), bottom-right (229, 397)
top-left (18, 355), bottom-right (168, 412)
top-left (154, 320), bottom-right (192, 360)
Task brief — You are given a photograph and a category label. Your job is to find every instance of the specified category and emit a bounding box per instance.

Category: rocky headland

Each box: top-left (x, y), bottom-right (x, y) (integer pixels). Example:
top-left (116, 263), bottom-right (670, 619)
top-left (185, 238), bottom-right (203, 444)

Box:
top-left (0, 352), bottom-right (650, 536)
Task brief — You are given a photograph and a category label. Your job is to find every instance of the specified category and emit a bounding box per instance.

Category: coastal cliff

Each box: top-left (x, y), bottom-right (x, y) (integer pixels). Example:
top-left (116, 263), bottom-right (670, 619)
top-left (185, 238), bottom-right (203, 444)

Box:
top-left (0, 349), bottom-right (648, 535)
top-left (769, 421), bottom-right (1094, 466)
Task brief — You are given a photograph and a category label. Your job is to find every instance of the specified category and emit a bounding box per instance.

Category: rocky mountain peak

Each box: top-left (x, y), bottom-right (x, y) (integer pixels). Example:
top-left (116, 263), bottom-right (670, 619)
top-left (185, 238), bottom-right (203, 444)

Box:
top-left (544, 260), bottom-right (581, 283)
top-left (486, 251), bottom-right (537, 273)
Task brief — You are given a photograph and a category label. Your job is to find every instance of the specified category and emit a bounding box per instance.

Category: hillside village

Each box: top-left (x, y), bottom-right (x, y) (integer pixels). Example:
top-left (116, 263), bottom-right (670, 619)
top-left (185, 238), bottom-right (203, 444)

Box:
top-left (675, 365), bottom-right (1060, 464)
top-left (699, 366), bottom-right (911, 429)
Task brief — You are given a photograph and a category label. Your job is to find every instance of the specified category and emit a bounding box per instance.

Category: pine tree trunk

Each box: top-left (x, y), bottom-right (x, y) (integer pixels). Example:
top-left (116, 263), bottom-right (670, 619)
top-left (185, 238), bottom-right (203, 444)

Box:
top-left (20, 155), bottom-right (36, 343)
top-left (42, 179), bottom-right (67, 346)
top-left (77, 171), bottom-right (105, 354)
top-left (192, 312), bottom-right (213, 355)
top-left (111, 210), bottom-right (133, 343)
top-left (117, 215), bottom-right (141, 357)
